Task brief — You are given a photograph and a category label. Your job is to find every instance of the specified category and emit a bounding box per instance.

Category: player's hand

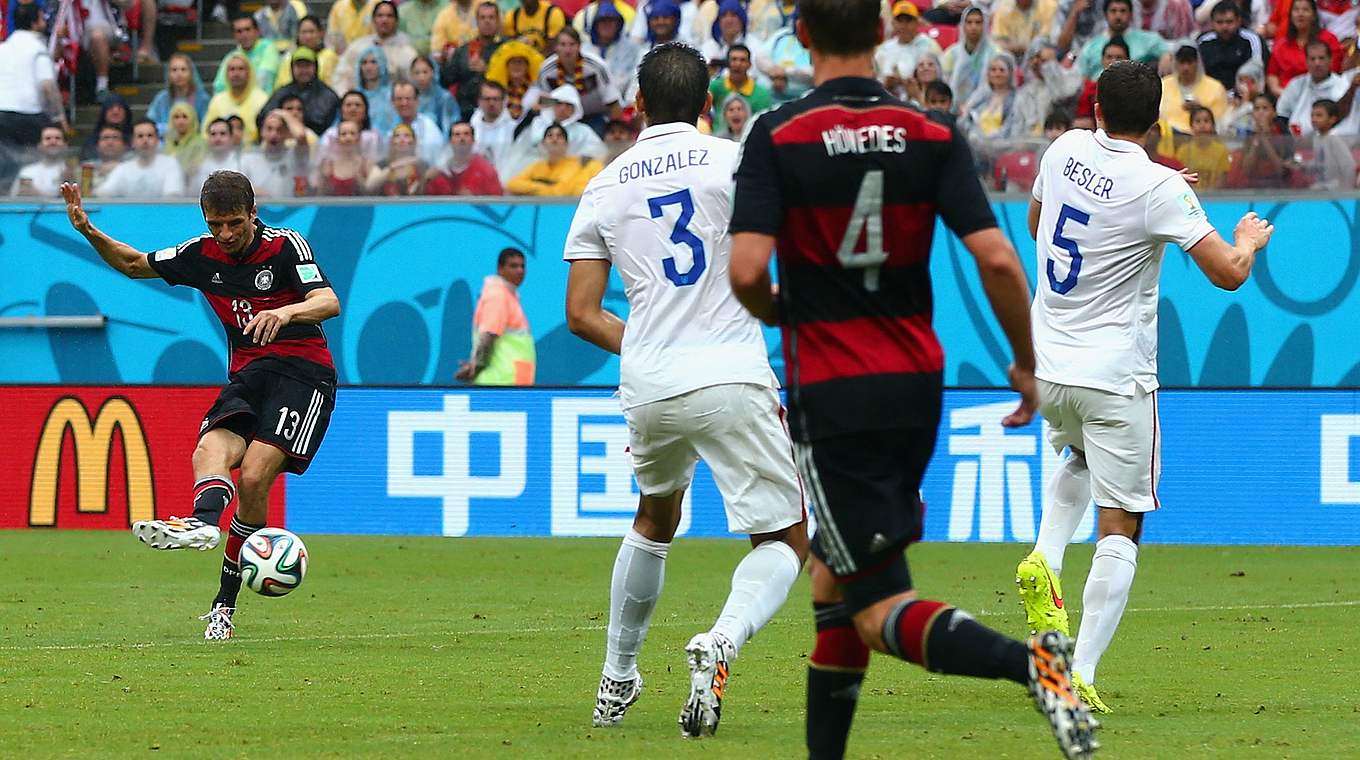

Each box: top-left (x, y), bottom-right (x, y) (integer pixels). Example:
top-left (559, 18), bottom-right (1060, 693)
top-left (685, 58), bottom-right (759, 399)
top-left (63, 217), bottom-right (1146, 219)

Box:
top-left (1002, 363), bottom-right (1039, 428)
top-left (455, 361), bottom-right (476, 381)
top-left (60, 182), bottom-right (92, 234)
top-left (243, 308), bottom-right (292, 345)
top-left (1234, 211), bottom-right (1274, 252)
top-left (1179, 168), bottom-right (1200, 185)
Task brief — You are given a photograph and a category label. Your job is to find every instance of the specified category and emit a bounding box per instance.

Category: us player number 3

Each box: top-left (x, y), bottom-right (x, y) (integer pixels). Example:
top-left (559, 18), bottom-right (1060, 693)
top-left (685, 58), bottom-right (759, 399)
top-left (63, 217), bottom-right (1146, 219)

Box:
top-left (837, 170), bottom-right (888, 291)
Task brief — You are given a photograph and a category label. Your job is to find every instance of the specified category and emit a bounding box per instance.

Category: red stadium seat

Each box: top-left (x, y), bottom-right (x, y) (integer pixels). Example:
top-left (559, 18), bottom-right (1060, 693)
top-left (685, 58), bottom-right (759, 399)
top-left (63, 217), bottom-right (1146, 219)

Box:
top-left (993, 150), bottom-right (1039, 192)
top-left (922, 23), bottom-right (958, 50)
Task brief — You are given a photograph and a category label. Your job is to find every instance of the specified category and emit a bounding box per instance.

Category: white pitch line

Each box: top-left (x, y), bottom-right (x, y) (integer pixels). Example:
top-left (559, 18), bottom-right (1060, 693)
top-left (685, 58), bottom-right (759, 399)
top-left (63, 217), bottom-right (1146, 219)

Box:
top-left (3, 599), bottom-right (1357, 654)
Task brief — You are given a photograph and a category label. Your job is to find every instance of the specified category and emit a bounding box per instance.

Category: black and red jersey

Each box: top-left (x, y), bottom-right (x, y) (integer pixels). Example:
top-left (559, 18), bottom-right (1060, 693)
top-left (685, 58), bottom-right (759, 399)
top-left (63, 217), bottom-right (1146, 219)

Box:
top-left (731, 76), bottom-right (997, 441)
top-left (147, 220), bottom-right (336, 385)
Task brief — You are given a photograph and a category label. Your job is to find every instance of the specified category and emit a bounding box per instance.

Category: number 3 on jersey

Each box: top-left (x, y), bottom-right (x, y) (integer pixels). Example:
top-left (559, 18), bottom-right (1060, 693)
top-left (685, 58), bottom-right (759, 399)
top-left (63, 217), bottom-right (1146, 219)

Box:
top-left (1047, 204), bottom-right (1090, 294)
top-left (648, 189), bottom-right (706, 287)
top-left (837, 170), bottom-right (888, 291)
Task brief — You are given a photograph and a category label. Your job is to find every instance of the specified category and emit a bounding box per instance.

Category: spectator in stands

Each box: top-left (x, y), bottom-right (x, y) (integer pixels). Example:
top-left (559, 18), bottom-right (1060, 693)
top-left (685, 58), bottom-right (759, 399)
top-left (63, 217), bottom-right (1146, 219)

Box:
top-left (260, 46), bottom-right (341, 135)
top-left (1131, 0), bottom-right (1196, 41)
top-left (147, 54), bottom-right (212, 139)
top-left (942, 6), bottom-right (996, 111)
top-left (538, 26), bottom-right (622, 129)
top-left (1278, 39), bottom-right (1351, 135)
top-left (709, 43), bottom-right (770, 132)
top-left (1197, 0), bottom-right (1268, 93)
top-left (276, 92), bottom-right (322, 147)
top-left (991, 0), bottom-right (1058, 59)
top-left (75, 0), bottom-right (117, 96)
top-left (335, 1), bottom-right (418, 93)
top-left (1140, 121), bottom-right (1184, 168)
top-left (352, 46), bottom-right (399, 131)
top-left (586, 1), bottom-right (642, 97)
top-left (1160, 45), bottom-right (1229, 134)
top-left (756, 14), bottom-right (812, 100)
top-left (1220, 59), bottom-right (1265, 135)
top-left (876, 2), bottom-right (943, 95)
top-left (80, 94), bottom-right (133, 161)
top-left (715, 92), bottom-right (752, 140)
top-left (215, 14), bottom-right (281, 95)
top-left (904, 51), bottom-right (943, 107)
top-left (95, 119), bottom-right (187, 197)
top-left (10, 125), bottom-right (72, 197)
top-left (431, 0), bottom-right (480, 65)
top-left (386, 81), bottom-right (445, 163)
top-left (190, 118), bottom-right (244, 193)
top-left (205, 54), bottom-right (270, 144)
top-left (316, 119), bottom-right (374, 194)
top-left (0, 1), bottom-right (65, 174)
top-left (507, 84), bottom-right (603, 176)
top-left (326, 0), bottom-right (379, 54)
top-left (1173, 106), bottom-right (1230, 187)
top-left (164, 101), bottom-right (208, 177)
top-left (601, 115), bottom-right (635, 162)
top-left (399, 0), bottom-right (446, 58)
top-left (700, 0), bottom-right (751, 64)
top-left (255, 0), bottom-right (306, 52)
top-left (506, 121), bottom-right (599, 195)
top-left (1054, 0), bottom-right (1104, 58)
top-left (442, 1), bottom-right (504, 118)
top-left (242, 110), bottom-right (310, 195)
top-left (924, 80), bottom-right (955, 116)
top-left (503, 0), bottom-right (567, 54)
top-left (409, 56), bottom-right (458, 133)
top-left (1043, 110), bottom-right (1073, 141)
top-left (424, 121), bottom-right (503, 194)
top-left (90, 125), bottom-right (128, 193)
top-left (745, 0), bottom-right (795, 39)
top-left (369, 122), bottom-right (426, 194)
top-left (471, 80), bottom-right (516, 166)
top-left (278, 16), bottom-right (339, 88)
top-left (1074, 36), bottom-right (1127, 128)
top-left (321, 90), bottom-right (383, 160)
top-left (485, 38), bottom-right (544, 122)
top-left (961, 52), bottom-right (1026, 141)
top-left (1269, 0), bottom-right (1343, 95)
top-left (1306, 98), bottom-right (1356, 187)
top-left (1076, 0), bottom-right (1169, 79)
top-left (1233, 92), bottom-right (1294, 186)
top-left (1015, 42), bottom-right (1081, 136)
top-left (641, 0), bottom-right (684, 51)
top-left (227, 115), bottom-right (247, 146)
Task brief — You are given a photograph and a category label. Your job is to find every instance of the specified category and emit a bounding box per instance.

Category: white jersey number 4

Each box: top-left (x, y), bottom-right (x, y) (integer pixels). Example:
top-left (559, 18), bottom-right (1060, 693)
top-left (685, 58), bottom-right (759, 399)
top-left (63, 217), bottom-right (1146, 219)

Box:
top-left (836, 170), bottom-right (888, 291)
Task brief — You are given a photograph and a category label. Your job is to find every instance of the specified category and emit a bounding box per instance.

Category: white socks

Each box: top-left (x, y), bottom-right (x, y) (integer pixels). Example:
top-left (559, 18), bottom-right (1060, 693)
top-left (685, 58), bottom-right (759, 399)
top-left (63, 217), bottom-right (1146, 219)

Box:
top-left (603, 529), bottom-right (669, 681)
top-left (1035, 451), bottom-right (1092, 576)
top-left (710, 540), bottom-right (802, 656)
top-left (1072, 534), bottom-right (1139, 684)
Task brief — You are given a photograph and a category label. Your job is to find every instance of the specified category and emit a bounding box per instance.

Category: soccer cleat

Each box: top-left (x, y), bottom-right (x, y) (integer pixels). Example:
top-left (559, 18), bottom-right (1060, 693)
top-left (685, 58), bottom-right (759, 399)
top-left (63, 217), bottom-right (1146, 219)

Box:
top-left (132, 516), bottom-right (221, 551)
top-left (1027, 631), bottom-right (1100, 760)
top-left (1017, 550), bottom-right (1070, 636)
top-left (200, 604), bottom-right (235, 641)
top-left (592, 673), bottom-right (642, 727)
top-left (1072, 673), bottom-right (1112, 714)
top-left (679, 632), bottom-right (734, 738)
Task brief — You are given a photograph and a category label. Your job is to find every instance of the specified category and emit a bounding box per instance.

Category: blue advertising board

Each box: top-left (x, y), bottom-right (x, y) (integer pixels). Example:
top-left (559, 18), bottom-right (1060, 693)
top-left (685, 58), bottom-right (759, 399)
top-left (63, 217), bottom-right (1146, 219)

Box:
top-left (3, 198), bottom-right (1359, 387)
top-left (286, 387), bottom-right (1360, 545)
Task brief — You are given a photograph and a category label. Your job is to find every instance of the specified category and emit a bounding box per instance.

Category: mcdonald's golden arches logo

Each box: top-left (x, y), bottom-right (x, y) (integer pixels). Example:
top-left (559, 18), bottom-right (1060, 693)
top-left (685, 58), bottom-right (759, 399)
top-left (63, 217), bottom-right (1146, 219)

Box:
top-left (29, 396), bottom-right (156, 527)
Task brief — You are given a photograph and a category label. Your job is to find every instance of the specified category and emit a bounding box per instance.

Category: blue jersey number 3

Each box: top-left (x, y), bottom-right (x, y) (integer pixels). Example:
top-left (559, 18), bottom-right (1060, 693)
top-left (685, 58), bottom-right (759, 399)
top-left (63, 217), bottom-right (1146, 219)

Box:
top-left (648, 189), bottom-right (707, 287)
top-left (1047, 203), bottom-right (1090, 295)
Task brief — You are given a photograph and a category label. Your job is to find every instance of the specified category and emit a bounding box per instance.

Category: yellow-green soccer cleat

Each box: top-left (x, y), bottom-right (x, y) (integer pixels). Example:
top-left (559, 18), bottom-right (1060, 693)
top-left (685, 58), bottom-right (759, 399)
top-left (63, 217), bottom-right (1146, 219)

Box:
top-left (1072, 673), bottom-right (1112, 714)
top-left (1016, 550), bottom-right (1070, 636)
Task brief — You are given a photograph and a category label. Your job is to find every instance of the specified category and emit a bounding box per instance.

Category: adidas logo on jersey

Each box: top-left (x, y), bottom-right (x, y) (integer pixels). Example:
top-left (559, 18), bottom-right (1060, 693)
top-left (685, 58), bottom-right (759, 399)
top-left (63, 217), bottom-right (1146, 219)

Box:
top-left (212, 273), bottom-right (222, 283)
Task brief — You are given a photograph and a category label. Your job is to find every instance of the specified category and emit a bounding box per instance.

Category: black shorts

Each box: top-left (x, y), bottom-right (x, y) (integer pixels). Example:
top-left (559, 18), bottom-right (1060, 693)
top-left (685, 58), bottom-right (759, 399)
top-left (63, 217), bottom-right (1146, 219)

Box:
top-left (201, 364), bottom-right (336, 475)
top-left (795, 427), bottom-right (937, 586)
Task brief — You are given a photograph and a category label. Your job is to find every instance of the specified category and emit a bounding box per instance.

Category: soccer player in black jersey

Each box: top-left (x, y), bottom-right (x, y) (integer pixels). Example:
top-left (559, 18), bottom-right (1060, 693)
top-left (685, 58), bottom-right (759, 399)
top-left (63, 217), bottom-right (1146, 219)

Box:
top-left (727, 1), bottom-right (1099, 758)
top-left (61, 172), bottom-right (340, 640)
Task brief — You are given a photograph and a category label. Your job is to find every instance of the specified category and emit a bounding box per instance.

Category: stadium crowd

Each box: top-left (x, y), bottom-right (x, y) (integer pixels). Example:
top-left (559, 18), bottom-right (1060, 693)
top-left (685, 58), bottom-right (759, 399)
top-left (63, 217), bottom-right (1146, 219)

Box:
top-left (4, 0), bottom-right (1360, 197)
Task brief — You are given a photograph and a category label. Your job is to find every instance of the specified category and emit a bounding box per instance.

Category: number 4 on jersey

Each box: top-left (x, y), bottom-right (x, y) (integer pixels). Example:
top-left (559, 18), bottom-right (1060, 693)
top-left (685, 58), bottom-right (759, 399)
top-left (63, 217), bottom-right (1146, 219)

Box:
top-left (837, 170), bottom-right (888, 291)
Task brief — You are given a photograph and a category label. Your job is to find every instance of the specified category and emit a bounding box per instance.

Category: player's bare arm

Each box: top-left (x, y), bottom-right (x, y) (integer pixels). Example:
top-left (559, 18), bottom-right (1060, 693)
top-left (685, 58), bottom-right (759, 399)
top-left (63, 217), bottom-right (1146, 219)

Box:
top-left (60, 182), bottom-right (159, 279)
top-left (242, 287), bottom-right (340, 345)
top-left (961, 227), bottom-right (1038, 428)
top-left (729, 232), bottom-right (778, 325)
top-left (1187, 211), bottom-right (1274, 291)
top-left (565, 259), bottom-right (625, 354)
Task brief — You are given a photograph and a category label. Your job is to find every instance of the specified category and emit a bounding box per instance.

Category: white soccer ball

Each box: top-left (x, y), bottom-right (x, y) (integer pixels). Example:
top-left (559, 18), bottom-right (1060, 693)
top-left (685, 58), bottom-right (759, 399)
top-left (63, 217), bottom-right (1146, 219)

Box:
top-left (239, 528), bottom-right (308, 597)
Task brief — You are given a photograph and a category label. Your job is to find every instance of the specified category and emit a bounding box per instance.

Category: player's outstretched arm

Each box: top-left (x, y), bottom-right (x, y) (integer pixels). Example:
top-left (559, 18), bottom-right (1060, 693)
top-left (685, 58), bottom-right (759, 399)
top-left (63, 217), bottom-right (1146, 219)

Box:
top-left (565, 259), bottom-right (625, 355)
top-left (59, 182), bottom-right (158, 279)
top-left (1186, 212), bottom-right (1274, 291)
top-left (961, 227), bottom-right (1038, 428)
top-left (729, 232), bottom-right (779, 325)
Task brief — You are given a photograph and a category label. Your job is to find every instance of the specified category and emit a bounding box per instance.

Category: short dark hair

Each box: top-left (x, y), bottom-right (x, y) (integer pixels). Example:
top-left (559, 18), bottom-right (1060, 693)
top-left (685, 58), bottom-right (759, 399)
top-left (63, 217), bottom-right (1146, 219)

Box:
top-left (481, 80), bottom-right (507, 96)
top-left (556, 25), bottom-right (582, 44)
top-left (1305, 38), bottom-right (1332, 56)
top-left (636, 42), bottom-right (710, 125)
top-left (924, 80), bottom-right (953, 102)
top-left (542, 122), bottom-right (569, 141)
top-left (1187, 105), bottom-right (1216, 128)
top-left (299, 13), bottom-right (323, 30)
top-left (799, 0), bottom-right (880, 56)
top-left (1097, 60), bottom-right (1162, 135)
top-left (1313, 98), bottom-right (1340, 119)
top-left (1103, 36), bottom-right (1130, 56)
top-left (1174, 44), bottom-right (1198, 63)
top-left (14, 2), bottom-right (41, 30)
top-left (132, 118), bottom-right (159, 137)
top-left (373, 0), bottom-right (398, 19)
top-left (99, 125), bottom-right (126, 141)
top-left (278, 93), bottom-right (305, 109)
top-left (727, 43), bottom-right (752, 60)
top-left (1253, 91), bottom-right (1277, 108)
top-left (201, 170), bottom-right (255, 214)
top-left (1210, 0), bottom-right (1240, 18)
top-left (497, 247), bottom-right (525, 267)
top-left (1104, 0), bottom-right (1133, 14)
top-left (1045, 110), bottom-right (1074, 131)
top-left (207, 117), bottom-right (233, 132)
top-left (227, 115), bottom-right (245, 127)
top-left (231, 12), bottom-right (257, 27)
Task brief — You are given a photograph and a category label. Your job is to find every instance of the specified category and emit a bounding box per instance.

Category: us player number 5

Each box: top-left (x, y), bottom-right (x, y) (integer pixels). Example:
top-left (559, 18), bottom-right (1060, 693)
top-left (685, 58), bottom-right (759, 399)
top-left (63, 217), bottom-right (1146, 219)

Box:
top-left (275, 406), bottom-right (301, 441)
top-left (1048, 203), bottom-right (1090, 294)
top-left (837, 170), bottom-right (888, 291)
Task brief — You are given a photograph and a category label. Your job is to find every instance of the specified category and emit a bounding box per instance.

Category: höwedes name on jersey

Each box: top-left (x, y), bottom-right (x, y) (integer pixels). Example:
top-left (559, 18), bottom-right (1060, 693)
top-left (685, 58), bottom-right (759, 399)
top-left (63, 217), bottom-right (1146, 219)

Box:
top-left (821, 125), bottom-right (909, 156)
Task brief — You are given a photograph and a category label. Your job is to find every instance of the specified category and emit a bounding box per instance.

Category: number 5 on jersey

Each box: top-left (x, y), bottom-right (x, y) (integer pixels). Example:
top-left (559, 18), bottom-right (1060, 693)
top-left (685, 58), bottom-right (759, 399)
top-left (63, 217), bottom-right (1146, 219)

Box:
top-left (648, 189), bottom-right (707, 287)
top-left (1048, 203), bottom-right (1090, 294)
top-left (837, 170), bottom-right (888, 291)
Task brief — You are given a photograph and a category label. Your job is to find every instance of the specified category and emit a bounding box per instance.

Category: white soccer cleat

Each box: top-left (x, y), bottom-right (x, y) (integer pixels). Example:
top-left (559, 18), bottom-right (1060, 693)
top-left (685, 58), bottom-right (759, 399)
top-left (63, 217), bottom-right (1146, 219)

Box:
top-left (679, 632), bottom-right (734, 738)
top-left (593, 673), bottom-right (643, 727)
top-left (132, 516), bottom-right (221, 551)
top-left (200, 604), bottom-right (235, 641)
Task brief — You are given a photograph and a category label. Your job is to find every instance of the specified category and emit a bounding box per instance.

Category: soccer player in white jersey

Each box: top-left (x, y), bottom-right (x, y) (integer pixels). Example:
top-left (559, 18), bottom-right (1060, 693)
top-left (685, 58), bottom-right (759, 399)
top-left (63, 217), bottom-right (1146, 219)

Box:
top-left (1015, 60), bottom-right (1274, 713)
top-left (563, 42), bottom-right (809, 737)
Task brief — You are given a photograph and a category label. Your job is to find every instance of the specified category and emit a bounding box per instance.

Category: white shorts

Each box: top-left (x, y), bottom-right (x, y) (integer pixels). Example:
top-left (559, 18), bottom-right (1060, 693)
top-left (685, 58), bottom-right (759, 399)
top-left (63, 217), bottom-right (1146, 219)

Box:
top-left (1038, 379), bottom-right (1161, 513)
top-left (623, 383), bottom-right (806, 535)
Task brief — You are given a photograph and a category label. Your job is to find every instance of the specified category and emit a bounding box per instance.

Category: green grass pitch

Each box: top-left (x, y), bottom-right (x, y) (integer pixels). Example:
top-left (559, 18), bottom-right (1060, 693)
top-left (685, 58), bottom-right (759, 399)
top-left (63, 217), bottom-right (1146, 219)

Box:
top-left (1, 532), bottom-right (1356, 759)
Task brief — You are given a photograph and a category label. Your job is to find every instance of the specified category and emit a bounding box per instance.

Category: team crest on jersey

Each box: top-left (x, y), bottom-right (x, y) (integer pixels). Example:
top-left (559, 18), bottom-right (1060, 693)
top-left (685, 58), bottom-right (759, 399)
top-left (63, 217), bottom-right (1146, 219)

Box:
top-left (255, 269), bottom-right (274, 290)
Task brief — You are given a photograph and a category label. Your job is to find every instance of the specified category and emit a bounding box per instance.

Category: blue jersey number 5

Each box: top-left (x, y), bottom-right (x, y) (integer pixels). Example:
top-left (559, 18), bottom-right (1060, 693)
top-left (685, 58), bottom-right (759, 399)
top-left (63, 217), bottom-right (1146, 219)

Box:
top-left (648, 189), bottom-right (706, 287)
top-left (1047, 203), bottom-right (1090, 295)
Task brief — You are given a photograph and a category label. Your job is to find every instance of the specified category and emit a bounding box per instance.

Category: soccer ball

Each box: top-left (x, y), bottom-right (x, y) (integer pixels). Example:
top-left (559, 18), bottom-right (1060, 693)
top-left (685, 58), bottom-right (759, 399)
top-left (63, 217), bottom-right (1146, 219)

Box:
top-left (239, 528), bottom-right (308, 597)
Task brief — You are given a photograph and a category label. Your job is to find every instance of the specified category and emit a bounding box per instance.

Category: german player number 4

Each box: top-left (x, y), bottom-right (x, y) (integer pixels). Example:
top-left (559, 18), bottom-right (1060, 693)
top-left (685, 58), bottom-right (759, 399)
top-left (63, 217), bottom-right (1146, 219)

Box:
top-left (837, 170), bottom-right (888, 291)
top-left (1048, 203), bottom-right (1090, 295)
top-left (648, 188), bottom-right (708, 287)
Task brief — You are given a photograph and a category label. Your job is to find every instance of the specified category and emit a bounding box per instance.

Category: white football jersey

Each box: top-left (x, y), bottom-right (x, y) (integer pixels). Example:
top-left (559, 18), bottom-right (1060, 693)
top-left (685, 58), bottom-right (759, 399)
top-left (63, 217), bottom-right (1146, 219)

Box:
top-left (563, 122), bottom-right (777, 409)
top-left (1031, 129), bottom-right (1215, 395)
